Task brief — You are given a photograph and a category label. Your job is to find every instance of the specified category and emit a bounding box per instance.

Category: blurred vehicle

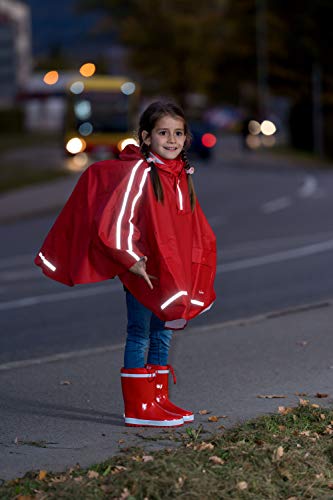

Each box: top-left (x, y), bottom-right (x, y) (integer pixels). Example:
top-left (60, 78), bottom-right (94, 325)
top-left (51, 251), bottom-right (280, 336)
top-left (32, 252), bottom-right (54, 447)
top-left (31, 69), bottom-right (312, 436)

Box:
top-left (64, 76), bottom-right (140, 170)
top-left (188, 120), bottom-right (217, 160)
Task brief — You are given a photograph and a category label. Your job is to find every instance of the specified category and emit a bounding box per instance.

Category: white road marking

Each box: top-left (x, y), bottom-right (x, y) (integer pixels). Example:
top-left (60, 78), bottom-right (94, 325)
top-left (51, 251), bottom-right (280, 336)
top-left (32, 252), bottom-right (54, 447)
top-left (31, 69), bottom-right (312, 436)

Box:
top-left (0, 269), bottom-right (40, 281)
top-left (0, 239), bottom-right (333, 312)
top-left (261, 196), bottom-right (292, 214)
top-left (298, 175), bottom-right (318, 198)
top-left (218, 238), bottom-right (333, 273)
top-left (0, 282), bottom-right (122, 311)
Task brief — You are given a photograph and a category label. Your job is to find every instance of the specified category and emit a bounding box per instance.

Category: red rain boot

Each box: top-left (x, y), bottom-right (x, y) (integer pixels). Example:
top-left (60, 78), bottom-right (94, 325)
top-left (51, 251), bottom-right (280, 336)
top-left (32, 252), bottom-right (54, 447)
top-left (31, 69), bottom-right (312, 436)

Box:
top-left (120, 367), bottom-right (184, 427)
top-left (145, 364), bottom-right (194, 422)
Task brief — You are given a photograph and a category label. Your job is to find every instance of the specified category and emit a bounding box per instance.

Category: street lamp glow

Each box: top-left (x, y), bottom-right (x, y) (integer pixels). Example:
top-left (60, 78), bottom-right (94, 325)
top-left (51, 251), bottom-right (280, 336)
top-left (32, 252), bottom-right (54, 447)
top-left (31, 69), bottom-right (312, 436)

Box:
top-left (248, 120), bottom-right (261, 135)
top-left (261, 120), bottom-right (276, 136)
top-left (66, 137), bottom-right (87, 154)
top-left (118, 138), bottom-right (139, 151)
top-left (43, 71), bottom-right (59, 85)
top-left (79, 63), bottom-right (96, 78)
top-left (70, 81), bottom-right (84, 94)
top-left (120, 82), bottom-right (136, 95)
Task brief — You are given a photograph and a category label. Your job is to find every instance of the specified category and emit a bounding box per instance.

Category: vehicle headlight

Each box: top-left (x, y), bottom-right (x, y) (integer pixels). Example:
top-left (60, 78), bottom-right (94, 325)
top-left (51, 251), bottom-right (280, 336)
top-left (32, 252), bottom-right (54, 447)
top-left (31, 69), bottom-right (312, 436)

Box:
top-left (66, 137), bottom-right (87, 154)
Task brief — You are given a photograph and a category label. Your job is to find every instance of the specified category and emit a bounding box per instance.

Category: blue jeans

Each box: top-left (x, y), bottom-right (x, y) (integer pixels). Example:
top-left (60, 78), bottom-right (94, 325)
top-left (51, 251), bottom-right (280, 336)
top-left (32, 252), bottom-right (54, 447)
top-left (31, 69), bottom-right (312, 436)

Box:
top-left (124, 290), bottom-right (173, 368)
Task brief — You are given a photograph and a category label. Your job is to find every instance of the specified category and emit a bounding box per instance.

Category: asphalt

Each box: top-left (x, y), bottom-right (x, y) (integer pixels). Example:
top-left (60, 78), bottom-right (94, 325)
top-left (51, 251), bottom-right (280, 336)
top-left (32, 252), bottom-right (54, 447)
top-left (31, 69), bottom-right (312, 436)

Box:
top-left (1, 149), bottom-right (333, 480)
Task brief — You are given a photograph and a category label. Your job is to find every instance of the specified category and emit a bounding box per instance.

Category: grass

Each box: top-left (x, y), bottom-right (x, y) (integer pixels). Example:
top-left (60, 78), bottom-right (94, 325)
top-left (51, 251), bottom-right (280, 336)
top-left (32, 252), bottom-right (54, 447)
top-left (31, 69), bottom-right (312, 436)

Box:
top-left (1, 402), bottom-right (333, 499)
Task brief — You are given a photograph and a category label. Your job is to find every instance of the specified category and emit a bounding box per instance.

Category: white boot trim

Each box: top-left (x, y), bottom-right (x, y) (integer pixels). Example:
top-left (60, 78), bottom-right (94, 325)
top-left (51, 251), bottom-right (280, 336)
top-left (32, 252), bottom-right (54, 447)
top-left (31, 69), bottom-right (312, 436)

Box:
top-left (156, 369), bottom-right (169, 374)
top-left (124, 416), bottom-right (184, 426)
top-left (121, 373), bottom-right (155, 378)
top-left (183, 414), bottom-right (194, 422)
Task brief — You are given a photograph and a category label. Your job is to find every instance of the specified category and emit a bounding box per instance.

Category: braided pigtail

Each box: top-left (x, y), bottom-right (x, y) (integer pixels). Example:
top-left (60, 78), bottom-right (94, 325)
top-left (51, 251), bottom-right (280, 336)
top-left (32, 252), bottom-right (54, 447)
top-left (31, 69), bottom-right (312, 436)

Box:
top-left (182, 150), bottom-right (196, 212)
top-left (141, 143), bottom-right (164, 203)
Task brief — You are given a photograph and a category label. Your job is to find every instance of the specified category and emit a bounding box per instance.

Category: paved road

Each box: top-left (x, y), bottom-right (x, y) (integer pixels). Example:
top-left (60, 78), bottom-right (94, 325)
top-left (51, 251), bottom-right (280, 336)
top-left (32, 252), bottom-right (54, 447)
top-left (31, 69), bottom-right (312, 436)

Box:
top-left (1, 146), bottom-right (333, 363)
top-left (1, 142), bottom-right (333, 479)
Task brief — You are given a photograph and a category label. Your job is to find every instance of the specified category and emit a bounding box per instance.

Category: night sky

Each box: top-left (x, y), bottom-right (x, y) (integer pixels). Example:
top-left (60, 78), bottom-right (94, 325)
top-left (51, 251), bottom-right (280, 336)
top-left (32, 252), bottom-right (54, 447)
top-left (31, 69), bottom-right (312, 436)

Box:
top-left (24, 0), bottom-right (108, 57)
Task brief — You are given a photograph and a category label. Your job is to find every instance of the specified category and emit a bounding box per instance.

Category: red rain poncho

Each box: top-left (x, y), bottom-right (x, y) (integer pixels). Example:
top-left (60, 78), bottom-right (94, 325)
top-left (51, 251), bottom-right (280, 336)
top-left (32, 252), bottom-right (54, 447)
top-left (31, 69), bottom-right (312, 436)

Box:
top-left (34, 145), bottom-right (216, 329)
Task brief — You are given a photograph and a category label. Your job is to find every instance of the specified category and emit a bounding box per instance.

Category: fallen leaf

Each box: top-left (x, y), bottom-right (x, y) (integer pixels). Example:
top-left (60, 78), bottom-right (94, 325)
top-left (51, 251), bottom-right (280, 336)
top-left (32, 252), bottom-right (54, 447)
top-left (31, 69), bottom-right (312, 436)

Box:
top-left (316, 393), bottom-right (329, 398)
top-left (142, 455), bottom-right (154, 462)
top-left (87, 470), bottom-right (99, 479)
top-left (208, 416), bottom-right (219, 422)
top-left (278, 425), bottom-right (286, 431)
top-left (320, 413), bottom-right (326, 420)
top-left (112, 465), bottom-right (127, 474)
top-left (209, 455), bottom-right (225, 465)
top-left (279, 467), bottom-right (292, 481)
top-left (328, 482), bottom-right (333, 490)
top-left (278, 406), bottom-right (293, 415)
top-left (257, 394), bottom-right (286, 399)
top-left (237, 481), bottom-right (248, 490)
top-left (177, 477), bottom-right (184, 487)
top-left (195, 442), bottom-right (214, 451)
top-left (118, 439), bottom-right (124, 444)
top-left (300, 431), bottom-right (310, 437)
top-left (316, 473), bottom-right (324, 479)
top-left (50, 475), bottom-right (67, 484)
top-left (74, 476), bottom-right (83, 483)
top-left (295, 392), bottom-right (308, 396)
top-left (311, 404), bottom-right (320, 408)
top-left (38, 470), bottom-right (47, 481)
top-left (299, 399), bottom-right (309, 406)
top-left (199, 409), bottom-right (211, 415)
top-left (273, 446), bottom-right (284, 461)
top-left (60, 380), bottom-right (71, 385)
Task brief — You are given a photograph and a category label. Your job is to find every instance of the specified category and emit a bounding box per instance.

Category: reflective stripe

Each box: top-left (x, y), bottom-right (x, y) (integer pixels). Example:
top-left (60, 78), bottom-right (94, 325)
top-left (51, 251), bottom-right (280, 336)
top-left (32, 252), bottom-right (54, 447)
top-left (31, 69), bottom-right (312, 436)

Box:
top-left (191, 299), bottom-right (204, 306)
top-left (39, 252), bottom-right (56, 272)
top-left (156, 370), bottom-right (169, 374)
top-left (161, 291), bottom-right (188, 310)
top-left (127, 166), bottom-right (151, 258)
top-left (124, 416), bottom-right (184, 426)
top-left (121, 373), bottom-right (155, 378)
top-left (177, 181), bottom-right (183, 210)
top-left (116, 159), bottom-right (144, 250)
top-left (183, 414), bottom-right (194, 422)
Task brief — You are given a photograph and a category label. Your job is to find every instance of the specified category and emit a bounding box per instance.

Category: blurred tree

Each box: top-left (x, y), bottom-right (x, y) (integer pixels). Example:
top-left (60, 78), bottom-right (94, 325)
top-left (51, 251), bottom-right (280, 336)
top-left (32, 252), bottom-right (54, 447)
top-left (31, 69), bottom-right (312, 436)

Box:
top-left (76, 0), bottom-right (226, 107)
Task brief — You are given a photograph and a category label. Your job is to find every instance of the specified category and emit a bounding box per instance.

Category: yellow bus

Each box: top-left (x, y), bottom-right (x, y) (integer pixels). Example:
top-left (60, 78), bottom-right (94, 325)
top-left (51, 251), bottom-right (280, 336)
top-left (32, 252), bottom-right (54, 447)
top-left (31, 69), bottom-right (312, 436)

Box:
top-left (64, 76), bottom-right (140, 170)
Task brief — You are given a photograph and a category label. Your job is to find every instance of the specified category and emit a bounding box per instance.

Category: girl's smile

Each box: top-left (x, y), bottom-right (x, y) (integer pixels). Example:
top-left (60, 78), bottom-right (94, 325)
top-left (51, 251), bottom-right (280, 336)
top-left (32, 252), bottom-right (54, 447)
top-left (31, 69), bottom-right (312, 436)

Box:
top-left (142, 115), bottom-right (187, 160)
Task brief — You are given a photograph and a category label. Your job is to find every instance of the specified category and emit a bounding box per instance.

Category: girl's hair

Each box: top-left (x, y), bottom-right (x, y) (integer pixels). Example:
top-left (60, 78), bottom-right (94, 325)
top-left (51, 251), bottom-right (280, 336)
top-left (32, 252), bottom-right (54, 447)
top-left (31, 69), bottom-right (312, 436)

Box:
top-left (138, 101), bottom-right (196, 211)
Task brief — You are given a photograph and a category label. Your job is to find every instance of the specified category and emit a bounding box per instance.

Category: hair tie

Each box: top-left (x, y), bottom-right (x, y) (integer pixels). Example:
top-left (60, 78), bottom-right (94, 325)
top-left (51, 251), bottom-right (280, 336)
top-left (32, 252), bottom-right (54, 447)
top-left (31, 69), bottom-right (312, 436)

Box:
top-left (186, 167), bottom-right (195, 175)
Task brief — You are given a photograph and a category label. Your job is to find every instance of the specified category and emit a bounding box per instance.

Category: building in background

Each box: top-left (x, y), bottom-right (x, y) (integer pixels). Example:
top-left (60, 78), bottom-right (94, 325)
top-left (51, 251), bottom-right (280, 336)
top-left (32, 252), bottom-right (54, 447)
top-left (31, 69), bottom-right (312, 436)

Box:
top-left (0, 0), bottom-right (32, 108)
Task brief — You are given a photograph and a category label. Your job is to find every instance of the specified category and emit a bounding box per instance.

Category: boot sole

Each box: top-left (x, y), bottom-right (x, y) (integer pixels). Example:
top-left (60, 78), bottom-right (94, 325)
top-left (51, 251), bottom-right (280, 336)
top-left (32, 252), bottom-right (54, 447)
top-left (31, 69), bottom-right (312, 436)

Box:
top-left (124, 416), bottom-right (184, 427)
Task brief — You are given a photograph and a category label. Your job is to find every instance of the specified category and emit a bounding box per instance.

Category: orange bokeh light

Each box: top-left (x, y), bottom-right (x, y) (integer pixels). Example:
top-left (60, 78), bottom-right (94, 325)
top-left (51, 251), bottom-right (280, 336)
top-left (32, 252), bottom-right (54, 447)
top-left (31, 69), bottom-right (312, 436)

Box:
top-left (201, 133), bottom-right (217, 148)
top-left (79, 63), bottom-right (96, 78)
top-left (43, 71), bottom-right (59, 85)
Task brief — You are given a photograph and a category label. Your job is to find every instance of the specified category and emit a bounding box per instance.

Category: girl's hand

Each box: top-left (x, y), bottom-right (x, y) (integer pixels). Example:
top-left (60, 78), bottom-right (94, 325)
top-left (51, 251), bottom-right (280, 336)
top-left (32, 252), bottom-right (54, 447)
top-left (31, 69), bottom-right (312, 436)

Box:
top-left (129, 256), bottom-right (155, 289)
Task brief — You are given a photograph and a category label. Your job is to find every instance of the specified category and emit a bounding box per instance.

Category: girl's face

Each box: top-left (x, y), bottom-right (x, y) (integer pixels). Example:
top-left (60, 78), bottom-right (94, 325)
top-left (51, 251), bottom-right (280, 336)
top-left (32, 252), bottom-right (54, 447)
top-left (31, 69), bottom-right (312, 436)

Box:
top-left (142, 115), bottom-right (187, 160)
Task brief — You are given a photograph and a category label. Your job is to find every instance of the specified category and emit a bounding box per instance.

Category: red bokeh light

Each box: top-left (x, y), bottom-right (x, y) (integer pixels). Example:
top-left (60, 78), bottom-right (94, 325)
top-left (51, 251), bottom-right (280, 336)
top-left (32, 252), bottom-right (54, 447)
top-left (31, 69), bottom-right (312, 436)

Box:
top-left (201, 133), bottom-right (217, 148)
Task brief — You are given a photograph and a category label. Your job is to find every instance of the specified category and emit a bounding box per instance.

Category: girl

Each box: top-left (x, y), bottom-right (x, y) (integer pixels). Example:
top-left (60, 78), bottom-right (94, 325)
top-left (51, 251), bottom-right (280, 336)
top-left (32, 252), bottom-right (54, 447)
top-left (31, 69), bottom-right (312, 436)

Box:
top-left (35, 101), bottom-right (216, 428)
